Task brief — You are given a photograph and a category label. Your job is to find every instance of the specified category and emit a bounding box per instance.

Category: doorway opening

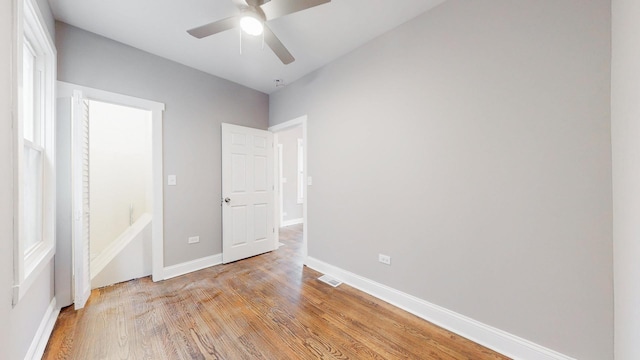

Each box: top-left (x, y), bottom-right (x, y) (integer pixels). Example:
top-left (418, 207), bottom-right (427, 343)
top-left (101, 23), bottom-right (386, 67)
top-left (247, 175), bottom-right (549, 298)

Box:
top-left (87, 100), bottom-right (153, 289)
top-left (277, 125), bottom-right (303, 228)
top-left (57, 81), bottom-right (164, 309)
top-left (269, 116), bottom-right (308, 260)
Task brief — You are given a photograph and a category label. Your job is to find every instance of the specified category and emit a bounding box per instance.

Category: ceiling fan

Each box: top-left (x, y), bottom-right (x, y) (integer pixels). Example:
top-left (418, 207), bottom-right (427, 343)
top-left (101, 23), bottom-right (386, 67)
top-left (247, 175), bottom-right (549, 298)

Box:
top-left (187, 0), bottom-right (331, 65)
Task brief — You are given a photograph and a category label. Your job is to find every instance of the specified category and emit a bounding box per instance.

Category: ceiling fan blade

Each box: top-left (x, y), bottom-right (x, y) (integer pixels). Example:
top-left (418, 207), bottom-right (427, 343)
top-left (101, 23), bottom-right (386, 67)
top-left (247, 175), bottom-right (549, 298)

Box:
top-left (263, 24), bottom-right (295, 64)
top-left (231, 0), bottom-right (249, 7)
top-left (187, 17), bottom-right (238, 39)
top-left (260, 0), bottom-right (330, 21)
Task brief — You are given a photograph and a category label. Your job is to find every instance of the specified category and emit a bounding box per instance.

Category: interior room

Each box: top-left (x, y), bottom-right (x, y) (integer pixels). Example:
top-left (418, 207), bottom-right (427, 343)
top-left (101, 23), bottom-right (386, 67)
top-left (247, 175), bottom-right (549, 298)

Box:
top-left (1, 0), bottom-right (639, 359)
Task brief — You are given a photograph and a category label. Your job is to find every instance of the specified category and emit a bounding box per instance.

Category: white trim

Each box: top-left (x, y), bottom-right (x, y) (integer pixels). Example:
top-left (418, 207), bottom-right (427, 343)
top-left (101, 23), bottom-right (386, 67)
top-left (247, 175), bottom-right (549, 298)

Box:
top-left (282, 218), bottom-right (304, 227)
top-left (163, 254), bottom-right (222, 280)
top-left (150, 102), bottom-right (164, 282)
top-left (57, 82), bottom-right (165, 113)
top-left (22, 0), bottom-right (54, 51)
top-left (296, 138), bottom-right (304, 204)
top-left (57, 81), bottom-right (165, 283)
top-left (269, 115), bottom-right (308, 260)
top-left (24, 297), bottom-right (59, 360)
top-left (305, 257), bottom-right (576, 360)
top-left (13, 0), bottom-right (58, 305)
top-left (273, 137), bottom-right (280, 249)
top-left (277, 144), bottom-right (284, 226)
top-left (269, 116), bottom-right (306, 132)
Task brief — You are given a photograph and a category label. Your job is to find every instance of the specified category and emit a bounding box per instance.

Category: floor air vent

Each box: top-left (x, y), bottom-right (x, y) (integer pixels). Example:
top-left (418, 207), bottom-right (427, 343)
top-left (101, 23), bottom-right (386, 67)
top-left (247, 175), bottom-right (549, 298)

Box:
top-left (318, 275), bottom-right (342, 287)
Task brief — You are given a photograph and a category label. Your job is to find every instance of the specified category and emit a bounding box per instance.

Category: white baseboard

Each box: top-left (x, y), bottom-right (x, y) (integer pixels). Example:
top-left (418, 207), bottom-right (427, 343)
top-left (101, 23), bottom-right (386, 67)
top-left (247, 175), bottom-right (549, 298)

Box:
top-left (163, 254), bottom-right (222, 280)
top-left (305, 257), bottom-right (575, 360)
top-left (282, 218), bottom-right (303, 227)
top-left (25, 297), bottom-right (60, 360)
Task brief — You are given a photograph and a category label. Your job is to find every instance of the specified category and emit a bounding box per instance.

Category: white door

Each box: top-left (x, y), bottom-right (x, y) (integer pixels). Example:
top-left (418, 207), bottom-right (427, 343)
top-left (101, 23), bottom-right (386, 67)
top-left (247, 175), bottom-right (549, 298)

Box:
top-left (222, 123), bottom-right (275, 263)
top-left (72, 90), bottom-right (91, 309)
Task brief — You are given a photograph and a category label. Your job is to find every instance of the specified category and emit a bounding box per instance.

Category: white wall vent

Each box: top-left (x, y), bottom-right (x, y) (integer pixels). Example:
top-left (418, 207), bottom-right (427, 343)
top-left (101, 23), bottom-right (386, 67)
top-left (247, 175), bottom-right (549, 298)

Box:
top-left (318, 274), bottom-right (342, 287)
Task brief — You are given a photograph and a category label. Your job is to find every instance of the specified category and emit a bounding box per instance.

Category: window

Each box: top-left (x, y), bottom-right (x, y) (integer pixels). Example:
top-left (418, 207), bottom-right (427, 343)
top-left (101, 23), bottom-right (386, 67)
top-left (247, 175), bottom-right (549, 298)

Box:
top-left (22, 38), bottom-right (45, 255)
top-left (297, 138), bottom-right (304, 204)
top-left (14, 0), bottom-right (56, 304)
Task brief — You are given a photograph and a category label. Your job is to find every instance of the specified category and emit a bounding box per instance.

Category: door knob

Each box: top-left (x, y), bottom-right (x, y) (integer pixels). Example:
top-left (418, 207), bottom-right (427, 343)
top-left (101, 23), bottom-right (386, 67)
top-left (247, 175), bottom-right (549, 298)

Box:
top-left (224, 197), bottom-right (231, 204)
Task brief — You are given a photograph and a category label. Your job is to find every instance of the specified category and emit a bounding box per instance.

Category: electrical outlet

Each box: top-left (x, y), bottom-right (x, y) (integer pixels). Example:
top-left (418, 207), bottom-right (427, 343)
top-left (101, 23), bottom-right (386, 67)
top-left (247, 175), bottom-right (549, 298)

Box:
top-left (188, 236), bottom-right (200, 244)
top-left (378, 254), bottom-right (391, 265)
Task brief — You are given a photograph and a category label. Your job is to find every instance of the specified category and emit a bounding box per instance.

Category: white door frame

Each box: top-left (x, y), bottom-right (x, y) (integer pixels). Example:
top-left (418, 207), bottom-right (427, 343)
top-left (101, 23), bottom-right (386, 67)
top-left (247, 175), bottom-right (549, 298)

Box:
top-left (277, 144), bottom-right (285, 226)
top-left (58, 81), bottom-right (166, 286)
top-left (269, 115), bottom-right (308, 260)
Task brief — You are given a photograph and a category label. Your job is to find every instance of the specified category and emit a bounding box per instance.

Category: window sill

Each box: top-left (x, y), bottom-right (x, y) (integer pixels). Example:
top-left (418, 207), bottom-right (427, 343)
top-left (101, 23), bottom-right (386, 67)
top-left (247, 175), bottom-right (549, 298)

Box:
top-left (14, 242), bottom-right (54, 305)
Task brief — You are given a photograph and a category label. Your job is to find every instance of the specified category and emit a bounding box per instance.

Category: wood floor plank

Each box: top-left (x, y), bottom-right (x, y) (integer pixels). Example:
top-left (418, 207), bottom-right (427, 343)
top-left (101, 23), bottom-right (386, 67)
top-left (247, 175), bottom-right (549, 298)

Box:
top-left (43, 225), bottom-right (510, 360)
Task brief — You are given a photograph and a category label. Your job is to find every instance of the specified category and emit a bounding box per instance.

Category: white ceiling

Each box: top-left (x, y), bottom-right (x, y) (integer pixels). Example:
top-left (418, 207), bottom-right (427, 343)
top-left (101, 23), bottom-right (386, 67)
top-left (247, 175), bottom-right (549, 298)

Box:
top-left (49, 0), bottom-right (446, 94)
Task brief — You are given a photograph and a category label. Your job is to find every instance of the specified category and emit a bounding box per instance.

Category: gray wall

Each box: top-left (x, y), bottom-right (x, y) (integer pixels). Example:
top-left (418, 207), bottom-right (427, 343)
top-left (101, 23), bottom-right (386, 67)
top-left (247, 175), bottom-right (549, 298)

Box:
top-left (611, 0), bottom-right (640, 359)
top-left (55, 22), bottom-right (269, 267)
top-left (277, 126), bottom-right (303, 222)
top-left (269, 0), bottom-right (613, 358)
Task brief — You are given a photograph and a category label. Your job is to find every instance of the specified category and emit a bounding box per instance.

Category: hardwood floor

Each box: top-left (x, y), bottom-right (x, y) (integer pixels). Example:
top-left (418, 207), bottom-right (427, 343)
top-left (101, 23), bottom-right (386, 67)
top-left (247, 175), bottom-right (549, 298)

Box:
top-left (43, 225), bottom-right (509, 359)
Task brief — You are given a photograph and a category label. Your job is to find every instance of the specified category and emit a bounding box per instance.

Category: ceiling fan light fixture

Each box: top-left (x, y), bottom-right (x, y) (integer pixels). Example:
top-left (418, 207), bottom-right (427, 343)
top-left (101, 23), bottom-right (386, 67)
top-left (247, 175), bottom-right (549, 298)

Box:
top-left (240, 14), bottom-right (264, 36)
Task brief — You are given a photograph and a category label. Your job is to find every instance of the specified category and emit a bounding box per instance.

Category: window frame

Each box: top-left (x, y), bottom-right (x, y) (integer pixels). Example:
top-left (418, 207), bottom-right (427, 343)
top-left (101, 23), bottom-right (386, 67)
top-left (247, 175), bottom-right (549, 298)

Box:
top-left (13, 0), bottom-right (57, 305)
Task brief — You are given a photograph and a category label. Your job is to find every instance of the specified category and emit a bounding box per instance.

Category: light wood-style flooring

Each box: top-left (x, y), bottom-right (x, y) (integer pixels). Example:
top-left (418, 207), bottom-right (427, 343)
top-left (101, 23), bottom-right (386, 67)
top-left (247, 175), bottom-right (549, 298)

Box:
top-left (43, 224), bottom-right (509, 359)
